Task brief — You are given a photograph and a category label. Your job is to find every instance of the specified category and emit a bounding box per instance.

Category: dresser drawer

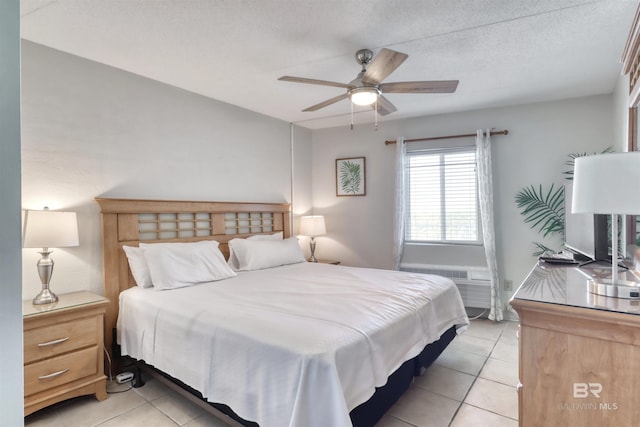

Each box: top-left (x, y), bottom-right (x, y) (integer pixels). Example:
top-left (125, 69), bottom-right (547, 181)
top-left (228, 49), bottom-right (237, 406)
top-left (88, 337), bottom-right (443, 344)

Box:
top-left (24, 316), bottom-right (99, 364)
top-left (24, 346), bottom-right (98, 397)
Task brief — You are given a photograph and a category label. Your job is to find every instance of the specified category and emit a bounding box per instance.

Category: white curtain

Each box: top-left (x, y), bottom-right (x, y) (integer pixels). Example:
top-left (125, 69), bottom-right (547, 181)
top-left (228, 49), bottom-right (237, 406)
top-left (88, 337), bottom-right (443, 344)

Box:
top-left (476, 130), bottom-right (504, 321)
top-left (392, 137), bottom-right (406, 270)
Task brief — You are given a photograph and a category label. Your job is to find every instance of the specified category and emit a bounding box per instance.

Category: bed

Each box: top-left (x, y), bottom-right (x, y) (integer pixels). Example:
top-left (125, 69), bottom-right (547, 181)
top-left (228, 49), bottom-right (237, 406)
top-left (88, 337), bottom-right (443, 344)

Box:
top-left (96, 198), bottom-right (468, 427)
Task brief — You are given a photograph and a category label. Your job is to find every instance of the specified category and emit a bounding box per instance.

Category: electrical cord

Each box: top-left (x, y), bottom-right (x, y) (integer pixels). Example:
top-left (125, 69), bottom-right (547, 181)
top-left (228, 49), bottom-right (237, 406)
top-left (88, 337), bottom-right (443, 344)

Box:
top-left (103, 345), bottom-right (134, 394)
top-left (467, 308), bottom-right (488, 320)
top-left (103, 346), bottom-right (113, 382)
top-left (107, 381), bottom-right (133, 394)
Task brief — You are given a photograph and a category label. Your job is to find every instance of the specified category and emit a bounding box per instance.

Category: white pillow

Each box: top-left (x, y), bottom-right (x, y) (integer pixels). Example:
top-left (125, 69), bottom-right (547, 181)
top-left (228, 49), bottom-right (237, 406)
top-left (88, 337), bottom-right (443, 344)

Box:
top-left (122, 245), bottom-right (153, 288)
top-left (227, 231), bottom-right (283, 271)
top-left (229, 237), bottom-right (305, 271)
top-left (140, 241), bottom-right (236, 290)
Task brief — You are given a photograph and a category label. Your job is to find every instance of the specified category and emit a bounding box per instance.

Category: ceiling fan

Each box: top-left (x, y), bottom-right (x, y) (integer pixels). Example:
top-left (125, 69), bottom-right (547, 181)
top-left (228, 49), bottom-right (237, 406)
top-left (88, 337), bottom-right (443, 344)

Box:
top-left (278, 48), bottom-right (458, 116)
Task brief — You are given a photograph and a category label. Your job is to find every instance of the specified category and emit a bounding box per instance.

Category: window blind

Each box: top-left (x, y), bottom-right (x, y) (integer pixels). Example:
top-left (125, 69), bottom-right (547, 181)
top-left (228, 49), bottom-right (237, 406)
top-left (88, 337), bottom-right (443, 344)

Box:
top-left (405, 147), bottom-right (479, 243)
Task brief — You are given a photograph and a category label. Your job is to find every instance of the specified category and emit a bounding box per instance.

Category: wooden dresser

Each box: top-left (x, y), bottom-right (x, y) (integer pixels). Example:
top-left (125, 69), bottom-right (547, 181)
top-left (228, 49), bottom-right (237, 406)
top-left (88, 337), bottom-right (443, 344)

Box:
top-left (23, 291), bottom-right (109, 416)
top-left (510, 264), bottom-right (640, 427)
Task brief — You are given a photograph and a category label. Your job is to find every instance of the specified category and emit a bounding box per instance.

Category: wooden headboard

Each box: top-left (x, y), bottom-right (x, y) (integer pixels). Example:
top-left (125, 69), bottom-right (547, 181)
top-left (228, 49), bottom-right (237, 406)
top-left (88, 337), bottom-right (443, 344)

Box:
top-left (95, 197), bottom-right (291, 361)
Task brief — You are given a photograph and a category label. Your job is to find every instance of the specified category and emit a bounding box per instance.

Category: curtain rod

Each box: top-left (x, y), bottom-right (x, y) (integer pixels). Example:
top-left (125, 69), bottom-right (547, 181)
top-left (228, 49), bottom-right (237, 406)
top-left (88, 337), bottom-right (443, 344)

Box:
top-left (384, 129), bottom-right (509, 145)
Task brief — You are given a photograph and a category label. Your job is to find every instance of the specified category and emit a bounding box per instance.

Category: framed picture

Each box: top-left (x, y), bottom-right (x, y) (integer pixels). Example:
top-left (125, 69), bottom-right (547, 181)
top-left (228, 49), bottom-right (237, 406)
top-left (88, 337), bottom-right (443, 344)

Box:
top-left (336, 157), bottom-right (366, 196)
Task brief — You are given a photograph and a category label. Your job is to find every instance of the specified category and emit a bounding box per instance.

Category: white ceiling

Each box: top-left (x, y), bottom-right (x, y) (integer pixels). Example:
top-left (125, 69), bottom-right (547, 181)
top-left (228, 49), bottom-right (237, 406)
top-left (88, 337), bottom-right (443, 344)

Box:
top-left (20, 0), bottom-right (639, 129)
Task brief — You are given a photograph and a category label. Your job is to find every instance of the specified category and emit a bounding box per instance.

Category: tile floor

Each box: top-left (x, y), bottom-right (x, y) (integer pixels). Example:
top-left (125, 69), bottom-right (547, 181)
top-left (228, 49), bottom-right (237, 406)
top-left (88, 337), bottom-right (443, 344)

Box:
top-left (24, 319), bottom-right (519, 427)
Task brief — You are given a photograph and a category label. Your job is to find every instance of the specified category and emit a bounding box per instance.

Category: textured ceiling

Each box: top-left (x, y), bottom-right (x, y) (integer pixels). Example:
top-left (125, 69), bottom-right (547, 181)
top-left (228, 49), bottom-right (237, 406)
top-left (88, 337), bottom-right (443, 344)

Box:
top-left (20, 0), bottom-right (639, 129)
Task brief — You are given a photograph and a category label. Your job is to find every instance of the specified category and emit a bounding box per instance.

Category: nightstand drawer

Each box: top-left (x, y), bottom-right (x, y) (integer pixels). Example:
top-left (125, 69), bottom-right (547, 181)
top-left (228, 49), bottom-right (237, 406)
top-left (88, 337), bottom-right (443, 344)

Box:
top-left (24, 316), bottom-right (99, 364)
top-left (24, 346), bottom-right (98, 397)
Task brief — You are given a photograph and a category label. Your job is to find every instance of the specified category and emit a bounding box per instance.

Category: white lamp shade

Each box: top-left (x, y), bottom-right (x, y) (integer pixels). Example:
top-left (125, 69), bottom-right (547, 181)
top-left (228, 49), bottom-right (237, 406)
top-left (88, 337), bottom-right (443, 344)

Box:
top-left (23, 210), bottom-right (79, 248)
top-left (572, 152), bottom-right (640, 215)
top-left (299, 215), bottom-right (326, 237)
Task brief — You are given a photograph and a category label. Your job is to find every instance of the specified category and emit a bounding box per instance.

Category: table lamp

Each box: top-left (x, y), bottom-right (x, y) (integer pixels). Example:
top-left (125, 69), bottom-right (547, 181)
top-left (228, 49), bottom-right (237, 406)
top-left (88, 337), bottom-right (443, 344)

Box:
top-left (572, 152), bottom-right (640, 299)
top-left (23, 207), bottom-right (79, 305)
top-left (299, 215), bottom-right (326, 262)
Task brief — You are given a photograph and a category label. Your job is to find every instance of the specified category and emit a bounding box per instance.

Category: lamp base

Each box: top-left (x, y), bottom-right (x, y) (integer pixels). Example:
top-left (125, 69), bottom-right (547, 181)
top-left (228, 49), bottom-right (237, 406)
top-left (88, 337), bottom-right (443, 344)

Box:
top-left (33, 288), bottom-right (58, 305)
top-left (588, 279), bottom-right (640, 299)
top-left (309, 237), bottom-right (318, 263)
top-left (33, 250), bottom-right (58, 305)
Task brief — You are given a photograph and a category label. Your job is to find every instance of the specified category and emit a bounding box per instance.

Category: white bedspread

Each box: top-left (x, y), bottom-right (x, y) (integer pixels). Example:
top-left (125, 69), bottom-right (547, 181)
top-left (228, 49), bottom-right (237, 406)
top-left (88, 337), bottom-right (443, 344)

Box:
top-left (118, 262), bottom-right (468, 427)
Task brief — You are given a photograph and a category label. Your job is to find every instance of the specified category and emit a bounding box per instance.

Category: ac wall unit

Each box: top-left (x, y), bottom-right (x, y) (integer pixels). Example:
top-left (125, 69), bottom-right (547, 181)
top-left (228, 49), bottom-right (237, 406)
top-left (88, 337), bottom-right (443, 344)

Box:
top-left (400, 263), bottom-right (491, 309)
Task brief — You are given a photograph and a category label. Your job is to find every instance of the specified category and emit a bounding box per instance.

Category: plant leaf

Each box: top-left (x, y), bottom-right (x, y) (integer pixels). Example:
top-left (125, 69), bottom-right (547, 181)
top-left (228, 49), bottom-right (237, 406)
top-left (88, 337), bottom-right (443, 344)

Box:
top-left (532, 242), bottom-right (558, 257)
top-left (563, 146), bottom-right (614, 180)
top-left (339, 161), bottom-right (361, 194)
top-left (515, 183), bottom-right (564, 238)
top-left (517, 148), bottom-right (614, 253)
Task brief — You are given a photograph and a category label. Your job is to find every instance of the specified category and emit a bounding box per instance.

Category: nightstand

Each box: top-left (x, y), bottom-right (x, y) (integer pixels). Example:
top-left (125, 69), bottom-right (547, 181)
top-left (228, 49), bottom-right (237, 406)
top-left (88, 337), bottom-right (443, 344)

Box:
top-left (317, 259), bottom-right (341, 265)
top-left (23, 291), bottom-right (109, 416)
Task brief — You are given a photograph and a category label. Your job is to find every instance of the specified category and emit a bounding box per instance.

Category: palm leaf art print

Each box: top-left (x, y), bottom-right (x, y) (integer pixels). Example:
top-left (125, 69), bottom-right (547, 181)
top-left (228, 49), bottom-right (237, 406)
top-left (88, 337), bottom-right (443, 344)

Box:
top-left (339, 160), bottom-right (362, 194)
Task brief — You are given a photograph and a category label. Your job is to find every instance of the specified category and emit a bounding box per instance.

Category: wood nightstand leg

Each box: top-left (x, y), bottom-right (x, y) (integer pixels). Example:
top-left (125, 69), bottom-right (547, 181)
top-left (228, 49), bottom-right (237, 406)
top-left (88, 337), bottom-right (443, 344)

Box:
top-left (95, 377), bottom-right (108, 401)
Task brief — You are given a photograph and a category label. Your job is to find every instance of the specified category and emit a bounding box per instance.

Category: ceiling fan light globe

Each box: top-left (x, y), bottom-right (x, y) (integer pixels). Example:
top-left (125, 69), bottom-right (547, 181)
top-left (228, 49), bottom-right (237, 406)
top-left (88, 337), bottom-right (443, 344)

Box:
top-left (349, 88), bottom-right (380, 106)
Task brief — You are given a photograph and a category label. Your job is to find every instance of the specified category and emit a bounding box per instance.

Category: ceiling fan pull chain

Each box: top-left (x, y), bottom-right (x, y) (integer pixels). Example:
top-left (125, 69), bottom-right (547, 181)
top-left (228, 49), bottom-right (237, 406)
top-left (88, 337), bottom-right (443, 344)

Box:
top-left (374, 100), bottom-right (378, 131)
top-left (350, 101), bottom-right (354, 130)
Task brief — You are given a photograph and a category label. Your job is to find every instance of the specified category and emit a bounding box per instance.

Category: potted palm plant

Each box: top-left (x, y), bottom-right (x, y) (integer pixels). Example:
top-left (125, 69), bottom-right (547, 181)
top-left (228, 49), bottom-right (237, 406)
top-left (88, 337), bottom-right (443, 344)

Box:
top-left (515, 148), bottom-right (613, 255)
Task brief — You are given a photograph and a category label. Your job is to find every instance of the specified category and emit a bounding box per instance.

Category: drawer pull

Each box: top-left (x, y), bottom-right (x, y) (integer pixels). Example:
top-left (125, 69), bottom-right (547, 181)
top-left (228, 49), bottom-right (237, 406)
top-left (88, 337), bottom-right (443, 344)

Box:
top-left (38, 368), bottom-right (70, 380)
top-left (37, 337), bottom-right (70, 347)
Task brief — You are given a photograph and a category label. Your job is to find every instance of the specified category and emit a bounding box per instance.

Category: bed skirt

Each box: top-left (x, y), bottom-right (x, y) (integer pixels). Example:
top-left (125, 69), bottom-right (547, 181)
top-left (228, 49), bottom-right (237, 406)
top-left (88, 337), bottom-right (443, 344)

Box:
top-left (131, 325), bottom-right (457, 427)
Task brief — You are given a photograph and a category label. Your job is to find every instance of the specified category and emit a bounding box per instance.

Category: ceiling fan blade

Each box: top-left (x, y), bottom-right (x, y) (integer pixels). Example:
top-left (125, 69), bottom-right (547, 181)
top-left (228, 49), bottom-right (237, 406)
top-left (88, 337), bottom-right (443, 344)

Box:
top-left (371, 95), bottom-right (397, 116)
top-left (380, 80), bottom-right (459, 93)
top-left (302, 93), bottom-right (349, 112)
top-left (361, 48), bottom-right (408, 85)
top-left (278, 76), bottom-right (350, 89)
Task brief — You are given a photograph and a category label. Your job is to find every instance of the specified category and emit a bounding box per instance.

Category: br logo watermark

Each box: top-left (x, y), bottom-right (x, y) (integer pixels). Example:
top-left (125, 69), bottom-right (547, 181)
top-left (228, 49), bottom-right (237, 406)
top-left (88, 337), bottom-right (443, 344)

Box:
top-left (573, 383), bottom-right (602, 398)
top-left (557, 383), bottom-right (618, 411)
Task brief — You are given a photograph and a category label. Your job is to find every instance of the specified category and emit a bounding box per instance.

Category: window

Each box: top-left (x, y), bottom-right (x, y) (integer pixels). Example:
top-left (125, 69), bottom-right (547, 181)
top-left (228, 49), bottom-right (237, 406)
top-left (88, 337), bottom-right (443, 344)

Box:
top-left (405, 147), bottom-right (480, 243)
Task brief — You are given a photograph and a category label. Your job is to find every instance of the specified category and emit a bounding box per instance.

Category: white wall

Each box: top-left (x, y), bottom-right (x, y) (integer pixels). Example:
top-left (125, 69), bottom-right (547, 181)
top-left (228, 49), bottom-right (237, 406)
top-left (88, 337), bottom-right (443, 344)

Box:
top-left (291, 126), bottom-right (313, 217)
top-left (613, 68), bottom-right (640, 259)
top-left (0, 0), bottom-right (24, 423)
top-left (310, 95), bottom-right (614, 311)
top-left (21, 41), bottom-right (311, 298)
top-left (612, 73), bottom-right (630, 152)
